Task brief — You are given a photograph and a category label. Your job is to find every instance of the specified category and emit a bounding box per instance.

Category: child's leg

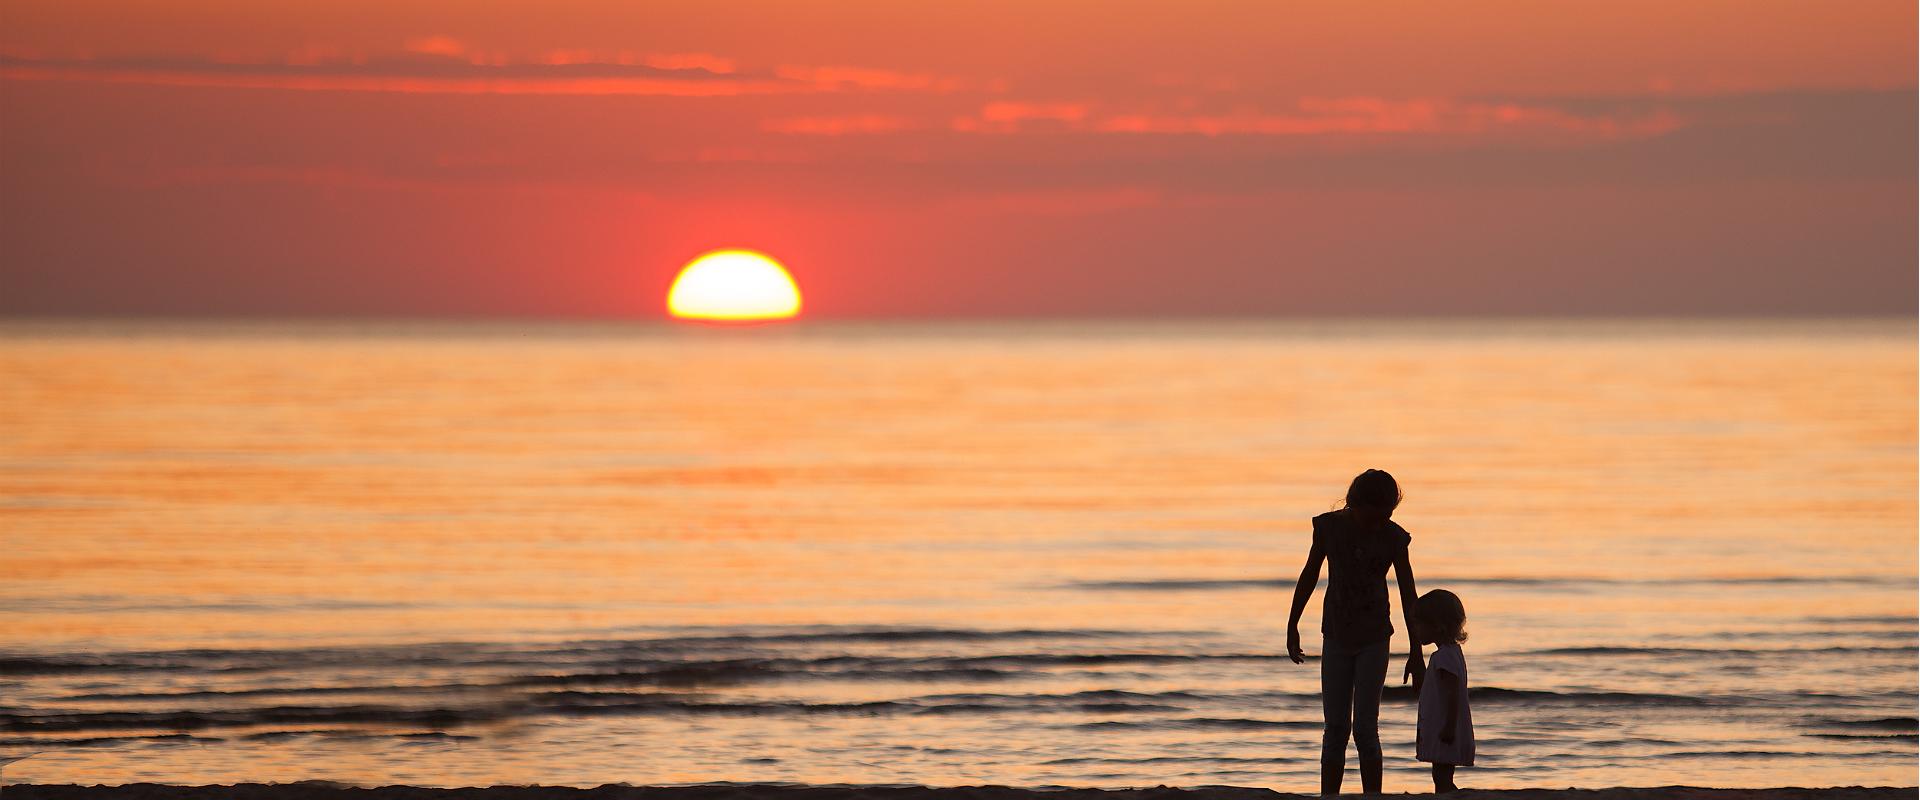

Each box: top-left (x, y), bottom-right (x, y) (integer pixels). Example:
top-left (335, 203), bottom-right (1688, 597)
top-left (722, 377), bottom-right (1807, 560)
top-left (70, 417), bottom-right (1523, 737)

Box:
top-left (1349, 639), bottom-right (1390, 794)
top-left (1320, 640), bottom-right (1356, 796)
top-left (1430, 764), bottom-right (1456, 793)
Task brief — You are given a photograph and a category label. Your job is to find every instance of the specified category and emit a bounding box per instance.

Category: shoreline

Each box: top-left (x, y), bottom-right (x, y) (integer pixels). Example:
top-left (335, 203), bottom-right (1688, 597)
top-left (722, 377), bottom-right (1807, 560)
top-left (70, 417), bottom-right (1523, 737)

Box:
top-left (8, 784), bottom-right (1916, 800)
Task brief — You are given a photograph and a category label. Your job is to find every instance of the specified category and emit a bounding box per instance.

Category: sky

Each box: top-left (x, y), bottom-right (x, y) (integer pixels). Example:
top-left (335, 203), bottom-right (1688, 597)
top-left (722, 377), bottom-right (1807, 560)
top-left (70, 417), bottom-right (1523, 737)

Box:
top-left (2, 1), bottom-right (1915, 319)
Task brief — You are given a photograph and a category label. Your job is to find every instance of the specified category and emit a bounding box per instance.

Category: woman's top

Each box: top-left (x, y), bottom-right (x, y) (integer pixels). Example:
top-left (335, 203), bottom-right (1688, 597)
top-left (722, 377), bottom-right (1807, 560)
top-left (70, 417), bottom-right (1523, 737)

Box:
top-left (1312, 509), bottom-right (1411, 646)
top-left (1416, 642), bottom-right (1475, 765)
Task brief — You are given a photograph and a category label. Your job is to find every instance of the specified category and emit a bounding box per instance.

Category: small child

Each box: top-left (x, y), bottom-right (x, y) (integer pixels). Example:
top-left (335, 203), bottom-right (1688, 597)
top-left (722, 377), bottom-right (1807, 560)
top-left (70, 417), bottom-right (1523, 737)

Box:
top-left (1414, 589), bottom-right (1474, 793)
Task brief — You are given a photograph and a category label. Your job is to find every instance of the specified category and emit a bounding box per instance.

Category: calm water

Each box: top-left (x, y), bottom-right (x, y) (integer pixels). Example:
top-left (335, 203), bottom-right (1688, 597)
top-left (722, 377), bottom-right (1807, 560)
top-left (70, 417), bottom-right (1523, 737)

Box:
top-left (1, 319), bottom-right (1914, 790)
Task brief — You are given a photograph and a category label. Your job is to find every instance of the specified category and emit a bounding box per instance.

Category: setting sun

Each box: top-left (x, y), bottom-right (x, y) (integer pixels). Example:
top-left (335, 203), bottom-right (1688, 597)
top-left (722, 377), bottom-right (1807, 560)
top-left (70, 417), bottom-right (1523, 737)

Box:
top-left (666, 250), bottom-right (802, 322)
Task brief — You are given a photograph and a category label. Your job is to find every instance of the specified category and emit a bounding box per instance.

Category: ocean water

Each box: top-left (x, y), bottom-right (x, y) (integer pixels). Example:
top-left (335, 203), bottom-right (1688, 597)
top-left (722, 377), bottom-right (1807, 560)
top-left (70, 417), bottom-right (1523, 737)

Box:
top-left (0, 319), bottom-right (1913, 790)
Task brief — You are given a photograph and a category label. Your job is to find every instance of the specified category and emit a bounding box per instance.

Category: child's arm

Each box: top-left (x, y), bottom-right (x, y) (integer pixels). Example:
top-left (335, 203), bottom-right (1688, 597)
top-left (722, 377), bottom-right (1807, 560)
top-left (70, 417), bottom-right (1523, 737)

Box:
top-left (1433, 666), bottom-right (1461, 743)
top-left (1394, 550), bottom-right (1425, 689)
top-left (1285, 540), bottom-right (1326, 664)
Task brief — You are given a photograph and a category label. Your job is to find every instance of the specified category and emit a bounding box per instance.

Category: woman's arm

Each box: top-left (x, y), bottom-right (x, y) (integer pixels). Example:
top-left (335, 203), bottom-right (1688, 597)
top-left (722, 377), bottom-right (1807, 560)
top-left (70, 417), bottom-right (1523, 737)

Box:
top-left (1394, 550), bottom-right (1425, 688)
top-left (1286, 540), bottom-right (1325, 664)
top-left (1433, 666), bottom-right (1460, 743)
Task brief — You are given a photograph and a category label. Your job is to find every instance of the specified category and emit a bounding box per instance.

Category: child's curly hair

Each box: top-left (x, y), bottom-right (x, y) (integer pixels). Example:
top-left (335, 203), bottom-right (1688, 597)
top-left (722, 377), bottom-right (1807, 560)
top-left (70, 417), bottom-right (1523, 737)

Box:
top-left (1417, 589), bottom-right (1468, 643)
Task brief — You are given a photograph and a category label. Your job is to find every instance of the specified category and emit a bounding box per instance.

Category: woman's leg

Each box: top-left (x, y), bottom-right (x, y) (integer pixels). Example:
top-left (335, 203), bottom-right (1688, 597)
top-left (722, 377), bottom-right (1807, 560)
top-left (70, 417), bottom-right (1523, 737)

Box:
top-left (1320, 639), bottom-right (1356, 796)
top-left (1349, 638), bottom-right (1390, 793)
top-left (1431, 764), bottom-right (1456, 793)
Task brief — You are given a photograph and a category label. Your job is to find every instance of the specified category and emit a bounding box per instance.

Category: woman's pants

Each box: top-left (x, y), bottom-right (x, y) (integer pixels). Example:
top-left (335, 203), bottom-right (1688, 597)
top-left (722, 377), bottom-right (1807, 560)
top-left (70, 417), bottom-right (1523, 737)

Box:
top-left (1321, 636), bottom-right (1390, 794)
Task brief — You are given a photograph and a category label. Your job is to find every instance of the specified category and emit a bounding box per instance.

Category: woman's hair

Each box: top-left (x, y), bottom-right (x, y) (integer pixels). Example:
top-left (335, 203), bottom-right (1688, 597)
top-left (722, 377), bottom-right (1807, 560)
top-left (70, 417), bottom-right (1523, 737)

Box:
top-left (1342, 468), bottom-right (1403, 512)
top-left (1417, 589), bottom-right (1468, 644)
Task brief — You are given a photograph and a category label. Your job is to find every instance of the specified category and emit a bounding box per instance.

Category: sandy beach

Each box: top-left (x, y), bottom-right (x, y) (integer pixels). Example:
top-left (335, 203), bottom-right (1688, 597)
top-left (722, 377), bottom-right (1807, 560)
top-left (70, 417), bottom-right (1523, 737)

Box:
top-left (7, 784), bottom-right (1915, 800)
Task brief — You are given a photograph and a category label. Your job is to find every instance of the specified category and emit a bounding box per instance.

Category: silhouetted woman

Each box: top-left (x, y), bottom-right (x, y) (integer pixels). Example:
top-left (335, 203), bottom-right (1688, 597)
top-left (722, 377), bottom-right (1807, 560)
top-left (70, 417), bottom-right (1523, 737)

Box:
top-left (1287, 469), bottom-right (1424, 796)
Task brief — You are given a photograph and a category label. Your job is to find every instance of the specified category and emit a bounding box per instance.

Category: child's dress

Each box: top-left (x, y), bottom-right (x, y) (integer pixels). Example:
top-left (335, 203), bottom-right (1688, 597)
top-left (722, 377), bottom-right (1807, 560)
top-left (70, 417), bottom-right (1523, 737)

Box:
top-left (1416, 641), bottom-right (1475, 765)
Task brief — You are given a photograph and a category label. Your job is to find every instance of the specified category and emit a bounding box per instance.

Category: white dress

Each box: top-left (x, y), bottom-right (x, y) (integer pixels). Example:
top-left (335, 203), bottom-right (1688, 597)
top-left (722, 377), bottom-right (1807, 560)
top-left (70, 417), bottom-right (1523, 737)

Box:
top-left (1416, 642), bottom-right (1475, 765)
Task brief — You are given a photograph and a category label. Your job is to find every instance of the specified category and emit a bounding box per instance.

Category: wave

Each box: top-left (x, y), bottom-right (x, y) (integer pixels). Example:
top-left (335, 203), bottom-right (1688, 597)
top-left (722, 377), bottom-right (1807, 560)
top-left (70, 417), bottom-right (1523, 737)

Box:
top-left (1, 597), bottom-right (418, 615)
top-left (4, 682), bottom-right (1745, 736)
top-left (911, 690), bottom-right (1204, 703)
top-left (506, 662), bottom-right (1021, 688)
top-left (1376, 686), bottom-right (1718, 706)
top-left (0, 733), bottom-right (216, 747)
top-left (232, 729), bottom-right (477, 743)
top-left (0, 657), bottom-right (118, 676)
top-left (60, 683), bottom-right (503, 702)
top-left (1806, 716), bottom-right (1918, 730)
top-left (1063, 575), bottom-right (1916, 592)
top-left (1560, 738), bottom-right (1684, 748)
top-left (538, 691), bottom-right (1190, 717)
top-left (29, 651), bottom-right (1292, 694)
top-left (0, 649), bottom-right (527, 676)
top-left (1076, 717), bottom-right (1321, 731)
top-left (0, 704), bottom-right (519, 734)
top-left (1655, 750), bottom-right (1816, 759)
top-left (9, 622), bottom-right (1904, 687)
top-left (0, 627), bottom-right (1189, 677)
top-left (6, 624), bottom-right (1912, 748)
top-left (1519, 645), bottom-right (1915, 657)
top-left (0, 697), bottom-right (1190, 735)
top-left (548, 684), bottom-right (1744, 711)
top-left (636, 628), bottom-right (1161, 646)
top-left (1804, 615), bottom-right (1919, 625)
top-left (500, 653), bottom-right (1282, 689)
top-left (1068, 579), bottom-right (1287, 591)
top-left (1800, 716), bottom-right (1918, 740)
top-left (1040, 756), bottom-right (1307, 765)
top-left (1805, 733), bottom-right (1919, 740)
top-left (916, 702), bottom-right (1188, 716)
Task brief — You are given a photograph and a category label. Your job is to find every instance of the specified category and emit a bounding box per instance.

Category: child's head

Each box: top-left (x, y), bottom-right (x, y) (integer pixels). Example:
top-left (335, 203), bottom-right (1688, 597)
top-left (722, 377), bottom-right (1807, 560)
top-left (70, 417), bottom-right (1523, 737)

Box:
top-left (1415, 589), bottom-right (1468, 646)
top-left (1342, 469), bottom-right (1402, 518)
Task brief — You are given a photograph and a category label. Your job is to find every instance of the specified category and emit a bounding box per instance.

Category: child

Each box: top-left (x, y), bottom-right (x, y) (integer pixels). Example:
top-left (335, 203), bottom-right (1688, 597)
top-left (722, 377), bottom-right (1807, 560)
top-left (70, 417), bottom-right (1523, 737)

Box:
top-left (1414, 589), bottom-right (1474, 793)
top-left (1286, 469), bottom-right (1425, 796)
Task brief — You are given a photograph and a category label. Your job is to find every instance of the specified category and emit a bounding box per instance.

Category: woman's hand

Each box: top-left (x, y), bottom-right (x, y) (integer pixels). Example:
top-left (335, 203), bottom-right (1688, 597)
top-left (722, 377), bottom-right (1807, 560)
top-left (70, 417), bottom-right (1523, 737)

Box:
top-left (1403, 650), bottom-right (1425, 690)
top-left (1287, 627), bottom-right (1305, 664)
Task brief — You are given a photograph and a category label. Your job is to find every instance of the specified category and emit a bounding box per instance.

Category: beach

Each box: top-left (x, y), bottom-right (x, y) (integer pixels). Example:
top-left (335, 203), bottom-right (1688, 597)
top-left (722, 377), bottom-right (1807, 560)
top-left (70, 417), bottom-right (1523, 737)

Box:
top-left (8, 783), bottom-right (1916, 800)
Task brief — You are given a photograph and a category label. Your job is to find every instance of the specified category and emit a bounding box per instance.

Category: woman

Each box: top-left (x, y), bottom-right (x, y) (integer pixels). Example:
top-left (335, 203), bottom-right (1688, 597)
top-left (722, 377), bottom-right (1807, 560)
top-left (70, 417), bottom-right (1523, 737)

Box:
top-left (1286, 469), bottom-right (1424, 795)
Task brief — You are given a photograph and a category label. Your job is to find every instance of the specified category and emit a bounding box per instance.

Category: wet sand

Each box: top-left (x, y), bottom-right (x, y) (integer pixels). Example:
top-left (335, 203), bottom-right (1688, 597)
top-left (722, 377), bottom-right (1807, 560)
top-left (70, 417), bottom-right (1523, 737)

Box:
top-left (7, 784), bottom-right (1914, 800)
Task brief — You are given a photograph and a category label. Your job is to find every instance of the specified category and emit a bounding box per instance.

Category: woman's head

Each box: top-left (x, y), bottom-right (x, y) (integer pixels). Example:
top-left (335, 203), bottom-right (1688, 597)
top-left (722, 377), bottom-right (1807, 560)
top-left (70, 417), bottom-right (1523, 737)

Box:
top-left (1415, 589), bottom-right (1468, 645)
top-left (1342, 469), bottom-right (1402, 516)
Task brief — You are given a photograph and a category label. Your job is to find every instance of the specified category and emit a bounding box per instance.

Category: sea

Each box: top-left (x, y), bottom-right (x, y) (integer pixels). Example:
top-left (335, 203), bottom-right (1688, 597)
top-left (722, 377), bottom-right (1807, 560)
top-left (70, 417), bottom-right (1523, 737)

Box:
top-left (0, 318), bottom-right (1914, 790)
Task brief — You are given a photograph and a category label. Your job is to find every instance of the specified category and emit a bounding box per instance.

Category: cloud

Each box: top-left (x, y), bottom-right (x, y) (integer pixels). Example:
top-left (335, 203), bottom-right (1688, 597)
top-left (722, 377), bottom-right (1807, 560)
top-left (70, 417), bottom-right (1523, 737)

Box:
top-left (1095, 97), bottom-right (1683, 138)
top-left (650, 146), bottom-right (817, 164)
top-left (0, 54), bottom-right (787, 96)
top-left (52, 84), bottom-right (1902, 210)
top-left (1145, 73), bottom-right (1241, 92)
top-left (952, 102), bottom-right (1093, 132)
top-left (931, 96), bottom-right (1680, 139)
top-left (0, 52), bottom-right (971, 97)
top-left (641, 53), bottom-right (737, 74)
top-left (947, 187), bottom-right (1163, 216)
top-left (762, 114), bottom-right (918, 135)
top-left (773, 64), bottom-right (974, 92)
top-left (139, 164), bottom-right (445, 192)
top-left (402, 35), bottom-right (468, 59)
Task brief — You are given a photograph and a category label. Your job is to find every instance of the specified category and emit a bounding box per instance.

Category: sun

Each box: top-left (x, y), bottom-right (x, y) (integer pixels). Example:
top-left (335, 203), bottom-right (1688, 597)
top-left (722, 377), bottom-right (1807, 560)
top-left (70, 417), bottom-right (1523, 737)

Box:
top-left (666, 250), bottom-right (802, 322)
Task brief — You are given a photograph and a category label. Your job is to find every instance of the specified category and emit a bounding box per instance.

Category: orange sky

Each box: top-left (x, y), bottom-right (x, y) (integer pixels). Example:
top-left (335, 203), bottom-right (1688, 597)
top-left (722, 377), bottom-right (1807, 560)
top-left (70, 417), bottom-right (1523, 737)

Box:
top-left (3, 1), bottom-right (1914, 318)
